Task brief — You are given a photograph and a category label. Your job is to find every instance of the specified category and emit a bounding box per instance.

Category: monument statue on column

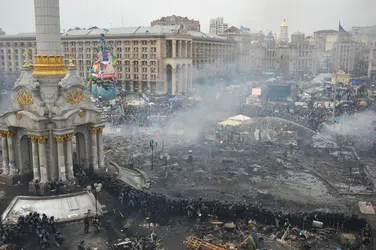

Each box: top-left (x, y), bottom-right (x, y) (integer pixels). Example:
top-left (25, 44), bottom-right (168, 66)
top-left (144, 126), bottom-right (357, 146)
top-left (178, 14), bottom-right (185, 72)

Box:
top-left (0, 0), bottom-right (106, 190)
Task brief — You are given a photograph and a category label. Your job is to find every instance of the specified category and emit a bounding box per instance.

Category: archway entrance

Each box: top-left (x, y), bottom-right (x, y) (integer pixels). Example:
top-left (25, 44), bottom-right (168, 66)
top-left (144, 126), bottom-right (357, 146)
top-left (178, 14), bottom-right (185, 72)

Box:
top-left (73, 132), bottom-right (86, 169)
top-left (166, 64), bottom-right (172, 94)
top-left (20, 135), bottom-right (32, 175)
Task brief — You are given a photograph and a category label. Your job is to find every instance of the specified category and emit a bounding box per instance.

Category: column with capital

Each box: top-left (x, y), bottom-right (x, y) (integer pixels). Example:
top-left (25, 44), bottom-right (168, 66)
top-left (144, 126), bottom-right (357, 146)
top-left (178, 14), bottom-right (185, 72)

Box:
top-left (185, 65), bottom-right (189, 93)
top-left (171, 67), bottom-right (177, 94)
top-left (55, 135), bottom-right (66, 181)
top-left (188, 64), bottom-right (193, 93)
top-left (7, 132), bottom-right (16, 175)
top-left (178, 41), bottom-right (182, 58)
top-left (1, 132), bottom-right (8, 175)
top-left (172, 40), bottom-right (176, 58)
top-left (28, 136), bottom-right (40, 181)
top-left (89, 127), bottom-right (99, 170)
top-left (37, 136), bottom-right (48, 183)
top-left (185, 41), bottom-right (188, 58)
top-left (65, 134), bottom-right (74, 180)
top-left (97, 127), bottom-right (105, 168)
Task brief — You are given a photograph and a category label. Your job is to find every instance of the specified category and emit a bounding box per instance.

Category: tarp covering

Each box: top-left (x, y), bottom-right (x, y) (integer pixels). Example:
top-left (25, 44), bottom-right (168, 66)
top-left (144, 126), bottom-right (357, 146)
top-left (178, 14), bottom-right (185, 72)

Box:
top-left (218, 120), bottom-right (242, 126)
top-left (228, 114), bottom-right (251, 122)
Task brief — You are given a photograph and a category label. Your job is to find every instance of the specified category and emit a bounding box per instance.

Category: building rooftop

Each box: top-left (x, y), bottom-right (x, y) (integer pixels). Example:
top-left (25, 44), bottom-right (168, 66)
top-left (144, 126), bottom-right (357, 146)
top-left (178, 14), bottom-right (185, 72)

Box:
top-left (352, 25), bottom-right (376, 36)
top-left (313, 29), bottom-right (338, 34)
top-left (0, 25), bottom-right (232, 42)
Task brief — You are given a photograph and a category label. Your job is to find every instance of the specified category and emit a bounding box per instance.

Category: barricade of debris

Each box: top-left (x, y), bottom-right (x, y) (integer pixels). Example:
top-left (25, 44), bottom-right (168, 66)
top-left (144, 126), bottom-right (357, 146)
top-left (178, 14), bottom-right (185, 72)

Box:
top-left (185, 218), bottom-right (360, 249)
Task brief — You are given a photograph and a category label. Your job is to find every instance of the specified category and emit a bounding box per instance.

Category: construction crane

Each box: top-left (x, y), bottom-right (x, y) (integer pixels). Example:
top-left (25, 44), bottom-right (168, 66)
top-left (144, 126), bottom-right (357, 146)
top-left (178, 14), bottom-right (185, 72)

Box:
top-left (186, 236), bottom-right (227, 250)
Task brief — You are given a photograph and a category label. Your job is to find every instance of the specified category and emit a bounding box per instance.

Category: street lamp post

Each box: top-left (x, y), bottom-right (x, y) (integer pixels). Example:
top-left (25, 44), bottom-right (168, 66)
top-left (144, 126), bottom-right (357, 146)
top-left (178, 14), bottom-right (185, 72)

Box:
top-left (87, 183), bottom-right (102, 214)
top-left (160, 153), bottom-right (170, 179)
top-left (150, 139), bottom-right (157, 170)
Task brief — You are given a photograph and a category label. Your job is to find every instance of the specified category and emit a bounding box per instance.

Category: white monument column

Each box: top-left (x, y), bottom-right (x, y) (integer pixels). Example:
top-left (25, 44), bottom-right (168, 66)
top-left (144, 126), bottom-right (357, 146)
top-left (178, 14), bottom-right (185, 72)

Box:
top-left (32, 0), bottom-right (66, 76)
top-left (1, 133), bottom-right (8, 174)
top-left (65, 134), bottom-right (74, 180)
top-left (97, 127), bottom-right (105, 168)
top-left (34, 0), bottom-right (62, 56)
top-left (29, 136), bottom-right (40, 181)
top-left (37, 136), bottom-right (48, 183)
top-left (89, 127), bottom-right (99, 169)
top-left (7, 132), bottom-right (16, 175)
top-left (55, 135), bottom-right (66, 181)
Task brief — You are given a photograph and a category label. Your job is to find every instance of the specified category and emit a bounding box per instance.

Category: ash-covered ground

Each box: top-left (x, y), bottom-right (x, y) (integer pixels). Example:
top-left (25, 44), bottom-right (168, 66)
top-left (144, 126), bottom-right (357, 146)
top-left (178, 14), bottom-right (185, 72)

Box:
top-left (104, 120), bottom-right (373, 214)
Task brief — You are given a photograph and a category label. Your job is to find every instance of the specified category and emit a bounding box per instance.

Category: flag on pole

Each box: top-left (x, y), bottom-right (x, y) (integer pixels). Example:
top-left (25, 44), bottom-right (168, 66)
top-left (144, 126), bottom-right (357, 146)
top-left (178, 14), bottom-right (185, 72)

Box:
top-left (338, 22), bottom-right (348, 33)
top-left (240, 26), bottom-right (250, 32)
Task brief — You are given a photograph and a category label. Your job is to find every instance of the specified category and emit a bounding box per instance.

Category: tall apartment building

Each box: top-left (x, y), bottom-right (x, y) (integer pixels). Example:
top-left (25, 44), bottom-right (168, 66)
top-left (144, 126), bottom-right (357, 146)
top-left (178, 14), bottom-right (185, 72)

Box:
top-left (209, 17), bottom-right (228, 35)
top-left (332, 39), bottom-right (361, 73)
top-left (0, 25), bottom-right (235, 95)
top-left (368, 42), bottom-right (376, 80)
top-left (289, 38), bottom-right (318, 77)
top-left (222, 26), bottom-right (265, 73)
top-left (313, 30), bottom-right (338, 51)
top-left (352, 25), bottom-right (376, 46)
top-left (151, 15), bottom-right (200, 31)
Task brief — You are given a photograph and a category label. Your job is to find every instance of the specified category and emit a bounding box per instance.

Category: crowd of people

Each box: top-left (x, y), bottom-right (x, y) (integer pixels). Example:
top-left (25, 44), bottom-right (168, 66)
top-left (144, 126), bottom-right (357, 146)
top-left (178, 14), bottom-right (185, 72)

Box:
top-left (94, 172), bottom-right (369, 236)
top-left (0, 212), bottom-right (61, 249)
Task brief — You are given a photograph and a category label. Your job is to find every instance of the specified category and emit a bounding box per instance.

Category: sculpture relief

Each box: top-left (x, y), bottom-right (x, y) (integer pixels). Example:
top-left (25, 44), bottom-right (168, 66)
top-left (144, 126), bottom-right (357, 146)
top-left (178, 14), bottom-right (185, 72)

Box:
top-left (16, 90), bottom-right (33, 105)
top-left (66, 88), bottom-right (84, 105)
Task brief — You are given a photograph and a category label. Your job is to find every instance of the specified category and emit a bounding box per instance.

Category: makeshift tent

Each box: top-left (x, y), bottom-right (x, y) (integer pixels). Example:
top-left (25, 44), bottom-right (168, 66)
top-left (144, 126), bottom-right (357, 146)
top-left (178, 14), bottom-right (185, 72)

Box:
top-left (228, 114), bottom-right (251, 122)
top-left (218, 120), bottom-right (242, 126)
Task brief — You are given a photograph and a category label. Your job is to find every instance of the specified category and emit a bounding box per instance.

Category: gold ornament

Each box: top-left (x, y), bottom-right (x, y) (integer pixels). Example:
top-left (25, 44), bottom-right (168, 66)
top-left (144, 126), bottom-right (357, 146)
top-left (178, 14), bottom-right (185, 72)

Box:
top-left (68, 53), bottom-right (74, 67)
top-left (37, 136), bottom-right (48, 144)
top-left (5, 131), bottom-right (13, 137)
top-left (79, 109), bottom-right (85, 117)
top-left (66, 88), bottom-right (84, 104)
top-left (16, 112), bottom-right (22, 120)
top-left (0, 131), bottom-right (8, 137)
top-left (97, 126), bottom-right (105, 133)
top-left (64, 133), bottom-right (73, 141)
top-left (23, 49), bottom-right (28, 67)
top-left (28, 135), bottom-right (38, 142)
top-left (88, 127), bottom-right (98, 134)
top-left (54, 135), bottom-right (65, 142)
top-left (32, 55), bottom-right (67, 76)
top-left (16, 90), bottom-right (33, 105)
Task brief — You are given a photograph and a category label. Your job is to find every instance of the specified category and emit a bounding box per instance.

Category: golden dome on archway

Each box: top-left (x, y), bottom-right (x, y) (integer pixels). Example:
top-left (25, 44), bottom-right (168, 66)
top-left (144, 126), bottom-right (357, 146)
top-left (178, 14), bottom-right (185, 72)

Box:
top-left (281, 18), bottom-right (288, 27)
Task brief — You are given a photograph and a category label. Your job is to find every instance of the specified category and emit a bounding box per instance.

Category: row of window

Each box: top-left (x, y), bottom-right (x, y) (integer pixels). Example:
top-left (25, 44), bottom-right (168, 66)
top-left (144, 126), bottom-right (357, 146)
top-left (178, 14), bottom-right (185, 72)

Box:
top-left (65, 40), bottom-right (157, 47)
top-left (65, 47), bottom-right (158, 53)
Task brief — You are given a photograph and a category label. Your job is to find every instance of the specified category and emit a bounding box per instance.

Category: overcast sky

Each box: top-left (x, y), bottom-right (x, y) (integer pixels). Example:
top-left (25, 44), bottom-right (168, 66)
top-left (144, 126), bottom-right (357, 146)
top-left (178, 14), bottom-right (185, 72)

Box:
top-left (1, 0), bottom-right (376, 35)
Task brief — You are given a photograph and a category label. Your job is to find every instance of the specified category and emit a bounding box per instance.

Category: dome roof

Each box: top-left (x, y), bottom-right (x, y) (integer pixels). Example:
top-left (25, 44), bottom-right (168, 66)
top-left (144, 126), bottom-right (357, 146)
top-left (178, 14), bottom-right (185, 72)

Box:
top-left (281, 18), bottom-right (288, 27)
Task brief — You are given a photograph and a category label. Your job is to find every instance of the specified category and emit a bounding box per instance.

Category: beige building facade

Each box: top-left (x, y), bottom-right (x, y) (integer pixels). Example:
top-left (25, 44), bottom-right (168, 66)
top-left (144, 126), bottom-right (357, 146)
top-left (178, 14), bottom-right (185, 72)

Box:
top-left (0, 26), bottom-right (236, 95)
top-left (151, 15), bottom-right (200, 32)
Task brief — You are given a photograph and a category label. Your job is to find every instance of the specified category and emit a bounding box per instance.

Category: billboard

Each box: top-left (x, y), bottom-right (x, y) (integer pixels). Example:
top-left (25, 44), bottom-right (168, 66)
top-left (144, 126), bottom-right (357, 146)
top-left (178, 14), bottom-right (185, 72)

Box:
top-left (252, 88), bottom-right (262, 96)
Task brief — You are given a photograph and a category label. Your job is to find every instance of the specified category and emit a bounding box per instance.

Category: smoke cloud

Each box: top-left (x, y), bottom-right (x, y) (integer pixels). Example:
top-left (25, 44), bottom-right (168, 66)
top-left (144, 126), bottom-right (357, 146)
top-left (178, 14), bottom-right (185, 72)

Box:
top-left (319, 110), bottom-right (376, 151)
